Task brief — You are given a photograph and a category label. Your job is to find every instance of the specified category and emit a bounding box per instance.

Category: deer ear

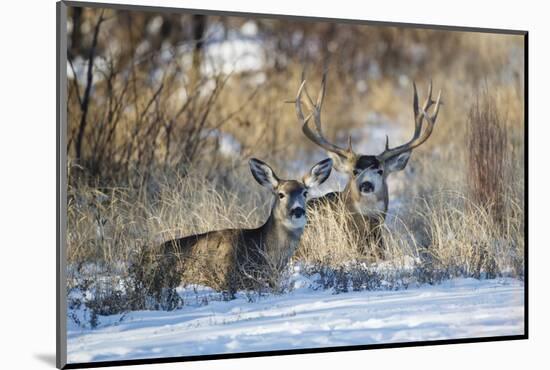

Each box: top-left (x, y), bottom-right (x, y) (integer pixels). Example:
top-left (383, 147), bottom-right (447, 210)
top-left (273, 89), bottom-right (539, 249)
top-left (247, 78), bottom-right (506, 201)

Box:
top-left (249, 158), bottom-right (280, 189)
top-left (385, 151), bottom-right (412, 173)
top-left (304, 158), bottom-right (333, 188)
top-left (327, 152), bottom-right (354, 173)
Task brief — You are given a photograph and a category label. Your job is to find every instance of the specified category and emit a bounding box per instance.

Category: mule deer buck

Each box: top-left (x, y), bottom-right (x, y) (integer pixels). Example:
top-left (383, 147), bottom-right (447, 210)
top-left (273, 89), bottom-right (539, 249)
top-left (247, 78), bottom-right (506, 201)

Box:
top-left (154, 157), bottom-right (333, 295)
top-left (295, 72), bottom-right (441, 258)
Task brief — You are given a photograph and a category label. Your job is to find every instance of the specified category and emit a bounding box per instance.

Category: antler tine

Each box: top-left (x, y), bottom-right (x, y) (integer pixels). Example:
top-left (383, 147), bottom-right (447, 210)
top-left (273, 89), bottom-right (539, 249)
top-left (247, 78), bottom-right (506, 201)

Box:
top-left (295, 80), bottom-right (312, 125)
top-left (317, 70), bottom-right (327, 108)
top-left (413, 81), bottom-right (419, 120)
top-left (295, 73), bottom-right (352, 159)
top-left (416, 89), bottom-right (442, 143)
top-left (412, 82), bottom-right (423, 138)
top-left (296, 80), bottom-right (324, 145)
top-left (417, 81), bottom-right (435, 134)
top-left (413, 80), bottom-right (435, 134)
top-left (424, 80), bottom-right (433, 111)
top-left (310, 73), bottom-right (327, 136)
top-left (377, 82), bottom-right (442, 161)
top-left (431, 90), bottom-right (442, 122)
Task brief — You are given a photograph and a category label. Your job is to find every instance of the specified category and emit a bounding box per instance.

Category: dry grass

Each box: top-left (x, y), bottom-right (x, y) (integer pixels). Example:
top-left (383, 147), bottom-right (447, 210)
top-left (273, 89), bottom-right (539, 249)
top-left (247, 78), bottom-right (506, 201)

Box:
top-left (67, 151), bottom-right (524, 276)
top-left (412, 191), bottom-right (524, 278)
top-left (67, 165), bottom-right (268, 267)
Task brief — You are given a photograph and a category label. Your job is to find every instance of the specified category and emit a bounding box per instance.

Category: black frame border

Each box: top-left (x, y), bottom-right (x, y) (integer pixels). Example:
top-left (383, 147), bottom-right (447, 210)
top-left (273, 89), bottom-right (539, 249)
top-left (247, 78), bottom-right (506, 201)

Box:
top-left (56, 1), bottom-right (529, 369)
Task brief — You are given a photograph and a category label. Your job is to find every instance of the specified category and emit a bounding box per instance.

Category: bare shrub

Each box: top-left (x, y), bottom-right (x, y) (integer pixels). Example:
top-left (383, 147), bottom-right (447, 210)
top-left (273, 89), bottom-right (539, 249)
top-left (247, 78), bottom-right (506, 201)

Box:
top-left (467, 91), bottom-right (508, 226)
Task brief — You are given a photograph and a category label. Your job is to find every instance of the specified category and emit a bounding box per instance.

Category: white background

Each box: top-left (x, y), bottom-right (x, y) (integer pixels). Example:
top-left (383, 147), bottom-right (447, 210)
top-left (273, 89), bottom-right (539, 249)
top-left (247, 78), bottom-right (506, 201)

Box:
top-left (0, 0), bottom-right (545, 368)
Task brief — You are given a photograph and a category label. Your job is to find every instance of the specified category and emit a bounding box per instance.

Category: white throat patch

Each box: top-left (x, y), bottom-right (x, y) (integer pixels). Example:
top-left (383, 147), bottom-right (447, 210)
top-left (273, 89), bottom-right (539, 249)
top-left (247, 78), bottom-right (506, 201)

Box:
top-left (354, 194), bottom-right (386, 216)
top-left (282, 215), bottom-right (307, 230)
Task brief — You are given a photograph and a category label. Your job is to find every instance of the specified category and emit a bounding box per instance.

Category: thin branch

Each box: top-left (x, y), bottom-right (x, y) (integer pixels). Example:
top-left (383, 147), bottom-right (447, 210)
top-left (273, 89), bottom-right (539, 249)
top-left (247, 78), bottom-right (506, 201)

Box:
top-left (75, 9), bottom-right (105, 161)
top-left (67, 57), bottom-right (83, 107)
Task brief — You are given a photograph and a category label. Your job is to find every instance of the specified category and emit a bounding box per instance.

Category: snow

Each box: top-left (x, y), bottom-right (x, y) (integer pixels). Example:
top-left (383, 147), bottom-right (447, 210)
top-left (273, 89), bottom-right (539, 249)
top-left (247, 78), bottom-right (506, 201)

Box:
top-left (172, 21), bottom-right (265, 77)
top-left (200, 34), bottom-right (264, 76)
top-left (240, 21), bottom-right (259, 37)
top-left (67, 278), bottom-right (524, 364)
top-left (146, 16), bottom-right (164, 35)
top-left (67, 20), bottom-right (267, 86)
top-left (202, 129), bottom-right (242, 157)
top-left (66, 56), bottom-right (110, 84)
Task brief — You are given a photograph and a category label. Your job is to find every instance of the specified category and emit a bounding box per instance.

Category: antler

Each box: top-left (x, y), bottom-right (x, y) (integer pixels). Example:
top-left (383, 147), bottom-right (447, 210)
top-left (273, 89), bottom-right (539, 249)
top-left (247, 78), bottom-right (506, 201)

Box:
top-left (377, 81), bottom-right (442, 162)
top-left (295, 72), bottom-right (354, 159)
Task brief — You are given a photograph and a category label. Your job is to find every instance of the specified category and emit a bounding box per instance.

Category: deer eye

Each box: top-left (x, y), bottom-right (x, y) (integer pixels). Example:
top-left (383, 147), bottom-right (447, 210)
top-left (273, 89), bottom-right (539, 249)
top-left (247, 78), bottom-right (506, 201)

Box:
top-left (278, 192), bottom-right (285, 199)
top-left (377, 169), bottom-right (384, 175)
top-left (353, 169), bottom-right (359, 176)
top-left (303, 191), bottom-right (309, 198)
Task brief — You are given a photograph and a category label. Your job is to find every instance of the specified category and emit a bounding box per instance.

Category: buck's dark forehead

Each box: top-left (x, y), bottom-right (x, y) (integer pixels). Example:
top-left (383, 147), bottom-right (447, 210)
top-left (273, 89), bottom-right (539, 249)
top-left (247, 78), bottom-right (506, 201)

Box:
top-left (356, 155), bottom-right (380, 169)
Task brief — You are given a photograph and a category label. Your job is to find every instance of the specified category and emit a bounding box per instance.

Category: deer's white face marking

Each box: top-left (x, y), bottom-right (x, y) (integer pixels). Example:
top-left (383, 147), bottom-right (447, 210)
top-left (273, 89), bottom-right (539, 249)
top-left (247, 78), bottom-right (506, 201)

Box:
top-left (282, 214), bottom-right (307, 230)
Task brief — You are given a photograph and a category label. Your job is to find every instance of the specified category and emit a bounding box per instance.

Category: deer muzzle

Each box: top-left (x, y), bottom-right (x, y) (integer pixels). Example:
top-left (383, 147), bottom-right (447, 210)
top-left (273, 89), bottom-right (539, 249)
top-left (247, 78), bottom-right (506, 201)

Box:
top-left (360, 181), bottom-right (375, 193)
top-left (289, 207), bottom-right (306, 218)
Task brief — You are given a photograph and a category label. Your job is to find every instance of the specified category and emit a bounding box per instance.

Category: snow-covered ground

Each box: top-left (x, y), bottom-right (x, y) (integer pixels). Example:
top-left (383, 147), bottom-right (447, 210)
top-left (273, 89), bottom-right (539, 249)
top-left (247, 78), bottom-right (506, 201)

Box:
top-left (67, 278), bottom-right (524, 364)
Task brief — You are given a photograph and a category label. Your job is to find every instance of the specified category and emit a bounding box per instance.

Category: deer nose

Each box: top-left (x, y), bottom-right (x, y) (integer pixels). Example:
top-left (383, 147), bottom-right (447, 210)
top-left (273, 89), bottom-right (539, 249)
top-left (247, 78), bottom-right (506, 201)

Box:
top-left (360, 181), bottom-right (374, 193)
top-left (290, 207), bottom-right (305, 218)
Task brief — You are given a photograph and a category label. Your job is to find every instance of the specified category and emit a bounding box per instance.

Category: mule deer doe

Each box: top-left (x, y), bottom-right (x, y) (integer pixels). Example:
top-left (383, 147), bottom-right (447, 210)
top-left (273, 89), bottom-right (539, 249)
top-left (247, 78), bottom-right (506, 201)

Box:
top-left (295, 72), bottom-right (441, 258)
top-left (155, 158), bottom-right (333, 295)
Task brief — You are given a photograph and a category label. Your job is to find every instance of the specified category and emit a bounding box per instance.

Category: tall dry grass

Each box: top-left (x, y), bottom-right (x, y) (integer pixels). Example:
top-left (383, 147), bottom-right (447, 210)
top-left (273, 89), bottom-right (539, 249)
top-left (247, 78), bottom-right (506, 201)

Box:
top-left (67, 165), bottom-right (268, 267)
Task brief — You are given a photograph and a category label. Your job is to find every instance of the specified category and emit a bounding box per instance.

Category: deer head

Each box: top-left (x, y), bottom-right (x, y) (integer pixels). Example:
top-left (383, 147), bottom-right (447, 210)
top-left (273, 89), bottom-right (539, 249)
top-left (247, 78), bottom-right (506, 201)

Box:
top-left (295, 72), bottom-right (441, 214)
top-left (249, 157), bottom-right (333, 229)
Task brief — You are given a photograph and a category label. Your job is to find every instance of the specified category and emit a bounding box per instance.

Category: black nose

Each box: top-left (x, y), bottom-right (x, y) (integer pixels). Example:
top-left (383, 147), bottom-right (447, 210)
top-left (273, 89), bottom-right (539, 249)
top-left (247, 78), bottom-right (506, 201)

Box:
top-left (360, 181), bottom-right (374, 193)
top-left (290, 207), bottom-right (305, 218)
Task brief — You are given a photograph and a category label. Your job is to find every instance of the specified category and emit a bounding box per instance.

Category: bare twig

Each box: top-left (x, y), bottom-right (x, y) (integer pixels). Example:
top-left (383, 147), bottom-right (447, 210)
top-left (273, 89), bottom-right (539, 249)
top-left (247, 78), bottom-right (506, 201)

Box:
top-left (74, 9), bottom-right (105, 161)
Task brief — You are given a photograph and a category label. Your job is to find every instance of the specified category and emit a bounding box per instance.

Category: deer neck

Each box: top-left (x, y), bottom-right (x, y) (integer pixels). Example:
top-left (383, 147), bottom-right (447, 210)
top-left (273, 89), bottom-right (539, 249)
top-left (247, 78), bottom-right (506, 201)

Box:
top-left (258, 208), bottom-right (304, 266)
